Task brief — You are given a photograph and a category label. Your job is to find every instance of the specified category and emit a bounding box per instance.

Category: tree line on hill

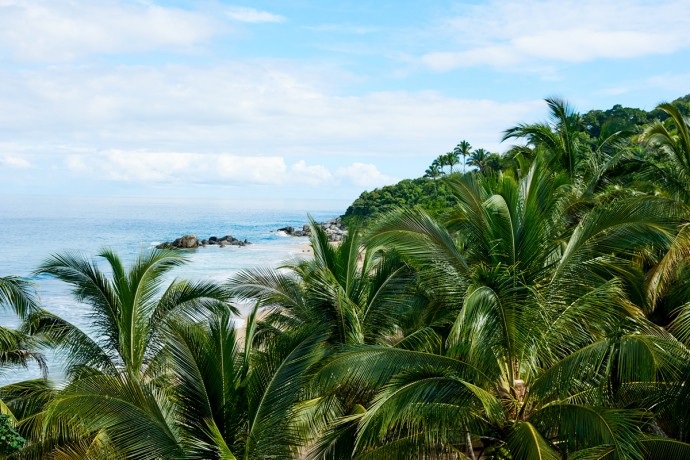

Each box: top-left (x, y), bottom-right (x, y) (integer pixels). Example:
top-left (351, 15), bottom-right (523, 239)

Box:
top-left (2, 95), bottom-right (690, 458)
top-left (342, 94), bottom-right (690, 227)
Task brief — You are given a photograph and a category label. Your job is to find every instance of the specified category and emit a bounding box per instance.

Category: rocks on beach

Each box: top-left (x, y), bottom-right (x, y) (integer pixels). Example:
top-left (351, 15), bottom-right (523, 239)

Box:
top-left (278, 217), bottom-right (346, 242)
top-left (156, 234), bottom-right (250, 250)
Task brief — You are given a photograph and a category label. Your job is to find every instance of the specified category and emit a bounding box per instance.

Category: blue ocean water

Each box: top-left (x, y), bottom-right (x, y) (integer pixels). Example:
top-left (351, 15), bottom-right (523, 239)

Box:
top-left (0, 195), bottom-right (342, 382)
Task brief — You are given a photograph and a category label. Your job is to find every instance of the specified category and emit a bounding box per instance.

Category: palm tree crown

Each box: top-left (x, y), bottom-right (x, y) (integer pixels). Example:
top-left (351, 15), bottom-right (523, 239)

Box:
top-left (455, 140), bottom-right (473, 174)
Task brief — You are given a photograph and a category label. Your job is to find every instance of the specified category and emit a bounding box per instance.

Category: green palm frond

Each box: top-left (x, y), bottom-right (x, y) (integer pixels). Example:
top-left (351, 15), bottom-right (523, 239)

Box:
top-left (0, 326), bottom-right (46, 378)
top-left (51, 429), bottom-right (125, 460)
top-left (229, 267), bottom-right (306, 310)
top-left (506, 421), bottom-right (560, 460)
top-left (531, 403), bottom-right (645, 459)
top-left (646, 224), bottom-right (690, 313)
top-left (642, 104), bottom-right (690, 174)
top-left (245, 329), bottom-right (328, 459)
top-left (165, 311), bottom-right (244, 458)
top-left (45, 374), bottom-right (185, 460)
top-left (552, 196), bottom-right (682, 286)
top-left (640, 437), bottom-right (690, 459)
top-left (315, 347), bottom-right (490, 396)
top-left (23, 309), bottom-right (117, 377)
top-left (0, 276), bottom-right (40, 319)
top-left (392, 326), bottom-right (442, 354)
top-left (352, 366), bottom-right (503, 458)
top-left (669, 300), bottom-right (690, 346)
top-left (152, 279), bottom-right (236, 330)
top-left (35, 252), bottom-right (121, 357)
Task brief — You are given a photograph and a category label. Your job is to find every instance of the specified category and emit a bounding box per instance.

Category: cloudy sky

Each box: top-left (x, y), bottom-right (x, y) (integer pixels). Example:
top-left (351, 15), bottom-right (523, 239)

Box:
top-left (1, 0), bottom-right (689, 208)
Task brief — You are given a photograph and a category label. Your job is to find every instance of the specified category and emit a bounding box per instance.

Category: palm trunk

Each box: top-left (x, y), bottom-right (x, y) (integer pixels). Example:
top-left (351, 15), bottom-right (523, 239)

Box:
top-left (466, 431), bottom-right (476, 460)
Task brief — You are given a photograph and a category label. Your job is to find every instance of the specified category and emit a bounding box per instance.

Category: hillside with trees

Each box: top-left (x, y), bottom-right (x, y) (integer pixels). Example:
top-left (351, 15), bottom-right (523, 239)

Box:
top-left (342, 94), bottom-right (690, 227)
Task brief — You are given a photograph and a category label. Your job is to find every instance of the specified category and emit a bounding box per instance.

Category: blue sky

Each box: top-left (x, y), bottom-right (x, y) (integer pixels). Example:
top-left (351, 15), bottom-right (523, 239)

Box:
top-left (1, 0), bottom-right (689, 209)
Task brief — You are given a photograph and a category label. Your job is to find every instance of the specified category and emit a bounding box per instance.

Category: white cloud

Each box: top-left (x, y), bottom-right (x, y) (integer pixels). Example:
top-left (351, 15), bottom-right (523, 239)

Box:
top-left (290, 160), bottom-right (332, 185)
top-left (0, 1), bottom-right (221, 61)
top-left (0, 63), bottom-right (541, 159)
top-left (225, 6), bottom-right (284, 24)
top-left (216, 156), bottom-right (288, 183)
top-left (421, 0), bottom-right (690, 70)
top-left (60, 150), bottom-right (394, 191)
top-left (0, 57), bottom-right (545, 199)
top-left (0, 154), bottom-right (31, 168)
top-left (336, 163), bottom-right (395, 189)
top-left (66, 151), bottom-right (289, 185)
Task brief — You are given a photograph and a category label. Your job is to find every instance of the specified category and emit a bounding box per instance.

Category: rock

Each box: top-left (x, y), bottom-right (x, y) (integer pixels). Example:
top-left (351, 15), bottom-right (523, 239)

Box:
top-left (156, 233), bottom-right (250, 250)
top-left (275, 217), bottom-right (347, 241)
top-left (172, 235), bottom-right (199, 249)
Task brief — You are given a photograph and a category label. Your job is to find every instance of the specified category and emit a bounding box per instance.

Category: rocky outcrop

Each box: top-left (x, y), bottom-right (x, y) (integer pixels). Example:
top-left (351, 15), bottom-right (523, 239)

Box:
top-left (319, 218), bottom-right (346, 242)
top-left (174, 235), bottom-right (199, 249)
top-left (156, 234), bottom-right (250, 250)
top-left (278, 217), bottom-right (346, 242)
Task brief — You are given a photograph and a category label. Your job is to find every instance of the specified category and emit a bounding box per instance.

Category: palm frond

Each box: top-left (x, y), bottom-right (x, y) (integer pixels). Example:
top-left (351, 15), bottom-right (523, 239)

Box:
top-left (22, 309), bottom-right (116, 377)
top-left (44, 374), bottom-right (185, 460)
top-left (506, 421), bottom-right (560, 460)
top-left (0, 276), bottom-right (40, 318)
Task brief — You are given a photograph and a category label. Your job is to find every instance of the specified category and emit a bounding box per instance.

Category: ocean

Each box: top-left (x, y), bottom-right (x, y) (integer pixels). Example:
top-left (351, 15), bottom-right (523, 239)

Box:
top-left (0, 195), bottom-right (342, 382)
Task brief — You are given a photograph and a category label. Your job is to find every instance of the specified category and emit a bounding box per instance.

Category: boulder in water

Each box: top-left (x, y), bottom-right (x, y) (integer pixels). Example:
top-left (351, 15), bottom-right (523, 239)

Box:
top-left (172, 235), bottom-right (199, 249)
top-left (157, 233), bottom-right (250, 250)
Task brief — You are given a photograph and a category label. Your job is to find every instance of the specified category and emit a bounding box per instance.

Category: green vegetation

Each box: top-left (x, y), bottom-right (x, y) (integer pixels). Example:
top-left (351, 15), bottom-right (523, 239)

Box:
top-left (343, 94), bottom-right (690, 228)
top-left (342, 177), bottom-right (458, 227)
top-left (0, 414), bottom-right (26, 455)
top-left (3, 95), bottom-right (690, 458)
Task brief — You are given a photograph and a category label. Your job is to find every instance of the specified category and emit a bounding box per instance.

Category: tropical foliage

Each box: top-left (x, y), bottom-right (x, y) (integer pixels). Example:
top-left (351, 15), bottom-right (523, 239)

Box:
top-left (342, 177), bottom-right (457, 227)
top-left (4, 95), bottom-right (690, 458)
top-left (0, 276), bottom-right (40, 456)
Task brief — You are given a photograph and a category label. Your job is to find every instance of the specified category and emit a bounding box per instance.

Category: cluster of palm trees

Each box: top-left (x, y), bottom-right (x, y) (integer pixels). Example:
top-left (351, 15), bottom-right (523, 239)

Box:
top-left (3, 98), bottom-right (690, 458)
top-left (426, 141), bottom-right (502, 181)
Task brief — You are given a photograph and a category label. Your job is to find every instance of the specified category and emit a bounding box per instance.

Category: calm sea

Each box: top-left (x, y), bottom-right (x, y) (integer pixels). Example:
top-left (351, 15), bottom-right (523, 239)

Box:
top-left (0, 195), bottom-right (342, 382)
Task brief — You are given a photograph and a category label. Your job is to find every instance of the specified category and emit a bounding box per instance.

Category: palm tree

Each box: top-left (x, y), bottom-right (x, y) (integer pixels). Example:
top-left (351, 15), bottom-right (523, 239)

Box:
top-left (0, 276), bottom-right (43, 375)
top-left (454, 140), bottom-right (472, 174)
top-left (231, 219), bottom-right (414, 348)
top-left (503, 98), bottom-right (587, 178)
top-left (163, 305), bottom-right (325, 460)
top-left (0, 276), bottom-right (42, 457)
top-left (631, 105), bottom-right (690, 442)
top-left (424, 163), bottom-right (443, 180)
top-left (32, 249), bottom-right (233, 379)
top-left (424, 163), bottom-right (443, 193)
top-left (445, 151), bottom-right (460, 174)
top-left (23, 249), bottom-right (235, 458)
top-left (435, 154), bottom-right (448, 175)
top-left (230, 219), bottom-right (422, 458)
top-left (639, 102), bottom-right (690, 202)
top-left (315, 160), bottom-right (690, 458)
top-left (467, 148), bottom-right (489, 172)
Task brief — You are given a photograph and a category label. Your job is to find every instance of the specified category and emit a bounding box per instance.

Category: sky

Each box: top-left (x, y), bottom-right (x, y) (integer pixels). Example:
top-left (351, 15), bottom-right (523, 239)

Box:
top-left (1, 0), bottom-right (689, 209)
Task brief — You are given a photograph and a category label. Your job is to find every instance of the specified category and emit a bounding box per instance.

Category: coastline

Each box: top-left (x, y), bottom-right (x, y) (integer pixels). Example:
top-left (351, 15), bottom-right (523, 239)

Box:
top-left (0, 202), bottom-right (339, 385)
